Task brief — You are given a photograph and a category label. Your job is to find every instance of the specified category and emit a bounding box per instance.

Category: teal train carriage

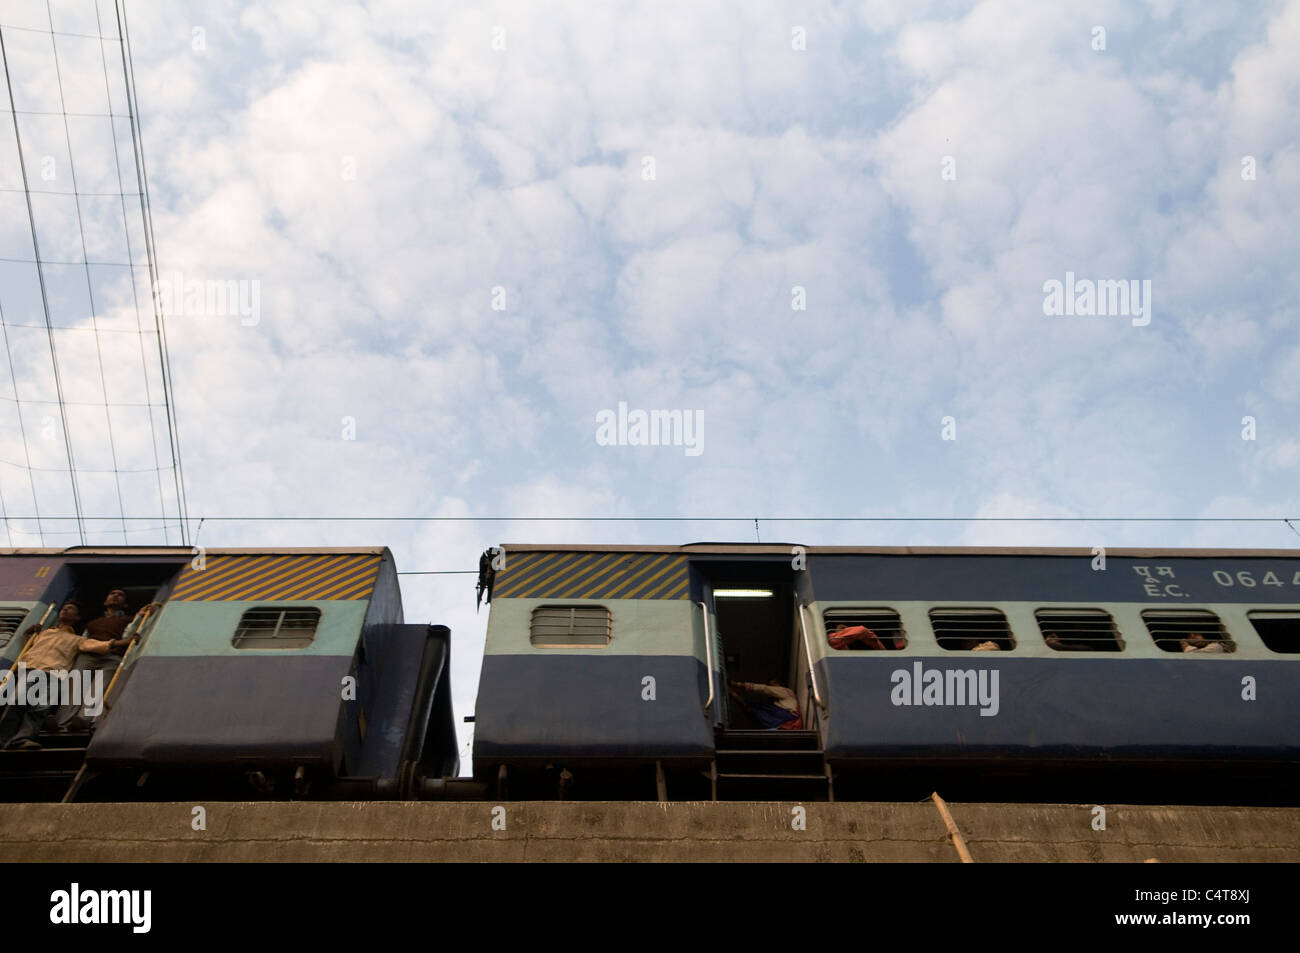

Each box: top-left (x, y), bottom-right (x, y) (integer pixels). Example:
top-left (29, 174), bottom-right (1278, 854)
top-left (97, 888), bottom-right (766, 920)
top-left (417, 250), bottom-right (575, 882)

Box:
top-left (0, 547), bottom-right (459, 801)
top-left (473, 544), bottom-right (1300, 802)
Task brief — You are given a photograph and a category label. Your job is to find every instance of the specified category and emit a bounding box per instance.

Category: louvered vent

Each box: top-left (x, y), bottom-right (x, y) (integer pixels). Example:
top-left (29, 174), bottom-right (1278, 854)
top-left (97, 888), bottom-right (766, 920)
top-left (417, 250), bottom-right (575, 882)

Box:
top-left (0, 609), bottom-right (27, 648)
top-left (530, 606), bottom-right (612, 647)
top-left (232, 606), bottom-right (321, 649)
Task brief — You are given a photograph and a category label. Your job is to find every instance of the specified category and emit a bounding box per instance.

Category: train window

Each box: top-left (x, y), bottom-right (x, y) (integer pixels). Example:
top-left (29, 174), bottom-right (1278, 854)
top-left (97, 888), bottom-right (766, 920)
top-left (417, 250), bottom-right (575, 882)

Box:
top-left (530, 605), bottom-right (612, 647)
top-left (929, 608), bottom-right (1014, 651)
top-left (1141, 610), bottom-right (1234, 654)
top-left (231, 606), bottom-right (321, 649)
top-left (824, 609), bottom-right (906, 650)
top-left (1247, 611), bottom-right (1300, 654)
top-left (0, 609), bottom-right (26, 645)
top-left (1036, 609), bottom-right (1124, 652)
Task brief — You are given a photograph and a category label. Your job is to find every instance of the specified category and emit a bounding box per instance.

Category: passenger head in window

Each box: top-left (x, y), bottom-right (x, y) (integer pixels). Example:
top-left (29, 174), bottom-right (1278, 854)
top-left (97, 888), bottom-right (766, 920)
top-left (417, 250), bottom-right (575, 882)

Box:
top-left (958, 638), bottom-right (1000, 651)
top-left (1181, 634), bottom-right (1227, 653)
top-left (1044, 633), bottom-right (1098, 651)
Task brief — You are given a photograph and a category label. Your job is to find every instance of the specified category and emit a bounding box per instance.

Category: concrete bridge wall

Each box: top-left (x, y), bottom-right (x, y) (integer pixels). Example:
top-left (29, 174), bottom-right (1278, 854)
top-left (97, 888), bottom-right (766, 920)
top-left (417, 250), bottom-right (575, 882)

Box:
top-left (0, 801), bottom-right (1296, 862)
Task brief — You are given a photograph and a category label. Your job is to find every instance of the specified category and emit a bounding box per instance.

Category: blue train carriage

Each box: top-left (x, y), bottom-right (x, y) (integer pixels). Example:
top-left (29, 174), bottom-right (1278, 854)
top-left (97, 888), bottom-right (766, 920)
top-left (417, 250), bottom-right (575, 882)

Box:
top-left (473, 543), bottom-right (840, 800)
top-left (0, 547), bottom-right (201, 799)
top-left (473, 544), bottom-right (1300, 802)
top-left (806, 546), bottom-right (1300, 801)
top-left (474, 545), bottom-right (721, 799)
top-left (0, 547), bottom-right (458, 801)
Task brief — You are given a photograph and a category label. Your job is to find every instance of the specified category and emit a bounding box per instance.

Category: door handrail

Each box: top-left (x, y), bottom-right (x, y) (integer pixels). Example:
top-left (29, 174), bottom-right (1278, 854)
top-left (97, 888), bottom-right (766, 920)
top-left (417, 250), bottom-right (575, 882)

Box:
top-left (798, 603), bottom-right (827, 717)
top-left (697, 600), bottom-right (716, 712)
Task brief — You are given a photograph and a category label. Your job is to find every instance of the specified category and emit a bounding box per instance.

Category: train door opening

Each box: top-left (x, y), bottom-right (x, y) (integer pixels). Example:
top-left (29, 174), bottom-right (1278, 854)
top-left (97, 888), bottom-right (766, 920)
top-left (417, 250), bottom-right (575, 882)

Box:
top-left (702, 563), bottom-right (806, 731)
top-left (61, 559), bottom-right (187, 628)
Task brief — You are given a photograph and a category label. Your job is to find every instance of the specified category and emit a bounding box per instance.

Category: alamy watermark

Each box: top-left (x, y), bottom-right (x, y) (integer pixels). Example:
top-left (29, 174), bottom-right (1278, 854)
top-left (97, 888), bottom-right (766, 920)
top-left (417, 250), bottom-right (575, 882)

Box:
top-left (595, 401), bottom-right (703, 456)
top-left (1042, 272), bottom-right (1151, 327)
top-left (890, 661), bottom-right (999, 716)
top-left (0, 665), bottom-right (104, 716)
top-left (50, 883), bottom-right (151, 933)
top-left (153, 271), bottom-right (260, 326)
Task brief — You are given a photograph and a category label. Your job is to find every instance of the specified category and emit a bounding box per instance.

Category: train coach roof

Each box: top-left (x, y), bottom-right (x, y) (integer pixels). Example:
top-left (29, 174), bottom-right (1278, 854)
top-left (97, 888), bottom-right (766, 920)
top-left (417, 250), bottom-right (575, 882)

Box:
top-left (499, 543), bottom-right (1300, 558)
top-left (0, 546), bottom-right (390, 557)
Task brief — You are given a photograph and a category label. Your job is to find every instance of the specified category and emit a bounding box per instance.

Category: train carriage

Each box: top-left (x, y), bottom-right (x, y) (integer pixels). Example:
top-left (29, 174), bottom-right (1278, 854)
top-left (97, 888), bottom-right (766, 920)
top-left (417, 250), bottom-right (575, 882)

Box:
top-left (0, 547), bottom-right (459, 801)
top-left (473, 544), bottom-right (1300, 802)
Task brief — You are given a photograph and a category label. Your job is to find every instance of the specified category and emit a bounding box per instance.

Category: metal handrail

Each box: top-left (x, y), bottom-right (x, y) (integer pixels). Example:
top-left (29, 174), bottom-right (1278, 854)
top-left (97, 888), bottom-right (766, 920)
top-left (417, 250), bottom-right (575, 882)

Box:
top-left (798, 603), bottom-right (827, 717)
top-left (697, 601), bottom-right (716, 712)
top-left (103, 603), bottom-right (159, 706)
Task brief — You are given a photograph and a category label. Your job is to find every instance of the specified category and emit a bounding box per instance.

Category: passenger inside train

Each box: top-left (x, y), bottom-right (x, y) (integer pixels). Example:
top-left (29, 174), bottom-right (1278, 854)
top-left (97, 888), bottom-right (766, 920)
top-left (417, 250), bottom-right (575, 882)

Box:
top-left (54, 587), bottom-right (158, 729)
top-left (1181, 634), bottom-right (1230, 653)
top-left (727, 679), bottom-right (803, 730)
top-left (1043, 633), bottom-right (1101, 651)
top-left (706, 567), bottom-right (806, 730)
top-left (828, 623), bottom-right (905, 650)
top-left (0, 602), bottom-right (133, 750)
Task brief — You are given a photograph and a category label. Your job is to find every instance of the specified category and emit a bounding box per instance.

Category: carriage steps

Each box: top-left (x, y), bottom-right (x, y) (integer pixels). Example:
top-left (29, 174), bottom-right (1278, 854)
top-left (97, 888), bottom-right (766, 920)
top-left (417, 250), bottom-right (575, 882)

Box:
top-left (711, 730), bottom-right (833, 802)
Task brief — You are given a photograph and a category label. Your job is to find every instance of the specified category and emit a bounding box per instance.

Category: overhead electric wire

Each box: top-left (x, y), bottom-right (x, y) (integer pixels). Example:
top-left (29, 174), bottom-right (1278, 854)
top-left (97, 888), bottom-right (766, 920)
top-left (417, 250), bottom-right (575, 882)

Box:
top-left (0, 514), bottom-right (1294, 524)
top-left (0, 186), bottom-right (140, 195)
top-left (0, 21), bottom-right (119, 41)
top-left (0, 466), bottom-right (9, 546)
top-left (0, 255), bottom-right (139, 266)
top-left (95, 0), bottom-right (168, 544)
top-left (47, 0), bottom-right (129, 542)
top-left (117, 0), bottom-right (189, 545)
top-left (0, 393), bottom-right (166, 407)
top-left (0, 457), bottom-right (174, 474)
top-left (0, 21), bottom-right (85, 544)
top-left (397, 571), bottom-right (479, 576)
top-left (0, 300), bottom-right (42, 543)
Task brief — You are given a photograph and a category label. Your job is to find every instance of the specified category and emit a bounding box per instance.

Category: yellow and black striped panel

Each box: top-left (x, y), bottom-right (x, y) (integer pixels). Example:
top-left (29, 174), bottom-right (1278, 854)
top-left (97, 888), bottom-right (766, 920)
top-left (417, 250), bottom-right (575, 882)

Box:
top-left (493, 551), bottom-right (688, 601)
top-left (170, 554), bottom-right (382, 602)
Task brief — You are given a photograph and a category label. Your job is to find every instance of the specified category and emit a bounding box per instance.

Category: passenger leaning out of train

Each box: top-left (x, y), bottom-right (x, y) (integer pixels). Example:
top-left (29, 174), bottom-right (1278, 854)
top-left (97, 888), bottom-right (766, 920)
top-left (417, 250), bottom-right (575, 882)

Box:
top-left (728, 680), bottom-right (803, 730)
top-left (828, 623), bottom-right (903, 650)
top-left (54, 589), bottom-right (158, 730)
top-left (0, 603), bottom-right (132, 750)
top-left (1180, 634), bottom-right (1226, 654)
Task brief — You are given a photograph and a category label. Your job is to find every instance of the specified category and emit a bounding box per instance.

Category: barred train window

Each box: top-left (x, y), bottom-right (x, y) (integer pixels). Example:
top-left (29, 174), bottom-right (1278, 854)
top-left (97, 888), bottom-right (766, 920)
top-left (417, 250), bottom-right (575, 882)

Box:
top-left (530, 605), bottom-right (612, 647)
top-left (1141, 609), bottom-right (1234, 654)
top-left (232, 606), bottom-right (321, 649)
top-left (1247, 611), bottom-right (1300, 654)
top-left (930, 608), bottom-right (1015, 651)
top-left (1036, 608), bottom-right (1124, 652)
top-left (824, 608), bottom-right (906, 650)
top-left (0, 609), bottom-right (26, 647)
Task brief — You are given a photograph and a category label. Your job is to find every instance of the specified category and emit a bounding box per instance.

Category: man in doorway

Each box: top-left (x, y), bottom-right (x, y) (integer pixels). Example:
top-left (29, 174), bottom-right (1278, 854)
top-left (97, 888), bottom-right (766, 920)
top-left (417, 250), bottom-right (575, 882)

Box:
top-left (0, 603), bottom-right (130, 749)
top-left (54, 589), bottom-right (158, 729)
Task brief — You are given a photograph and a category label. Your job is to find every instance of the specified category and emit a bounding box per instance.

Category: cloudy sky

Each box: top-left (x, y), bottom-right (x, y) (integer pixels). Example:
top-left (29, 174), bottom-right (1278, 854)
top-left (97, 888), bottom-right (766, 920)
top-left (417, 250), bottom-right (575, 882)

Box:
top-left (2, 0), bottom-right (1299, 761)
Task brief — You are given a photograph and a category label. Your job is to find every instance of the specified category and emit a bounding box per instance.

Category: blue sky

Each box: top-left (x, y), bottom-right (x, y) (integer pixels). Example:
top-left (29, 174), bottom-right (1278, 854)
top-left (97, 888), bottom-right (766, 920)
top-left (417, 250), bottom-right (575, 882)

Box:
top-left (2, 0), bottom-right (1299, 759)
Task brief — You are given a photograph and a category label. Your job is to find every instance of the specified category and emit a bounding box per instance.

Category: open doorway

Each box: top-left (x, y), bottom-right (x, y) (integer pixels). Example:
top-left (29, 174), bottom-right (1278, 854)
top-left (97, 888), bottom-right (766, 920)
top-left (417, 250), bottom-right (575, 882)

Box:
top-left (60, 559), bottom-right (187, 631)
top-left (701, 562), bottom-right (803, 730)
